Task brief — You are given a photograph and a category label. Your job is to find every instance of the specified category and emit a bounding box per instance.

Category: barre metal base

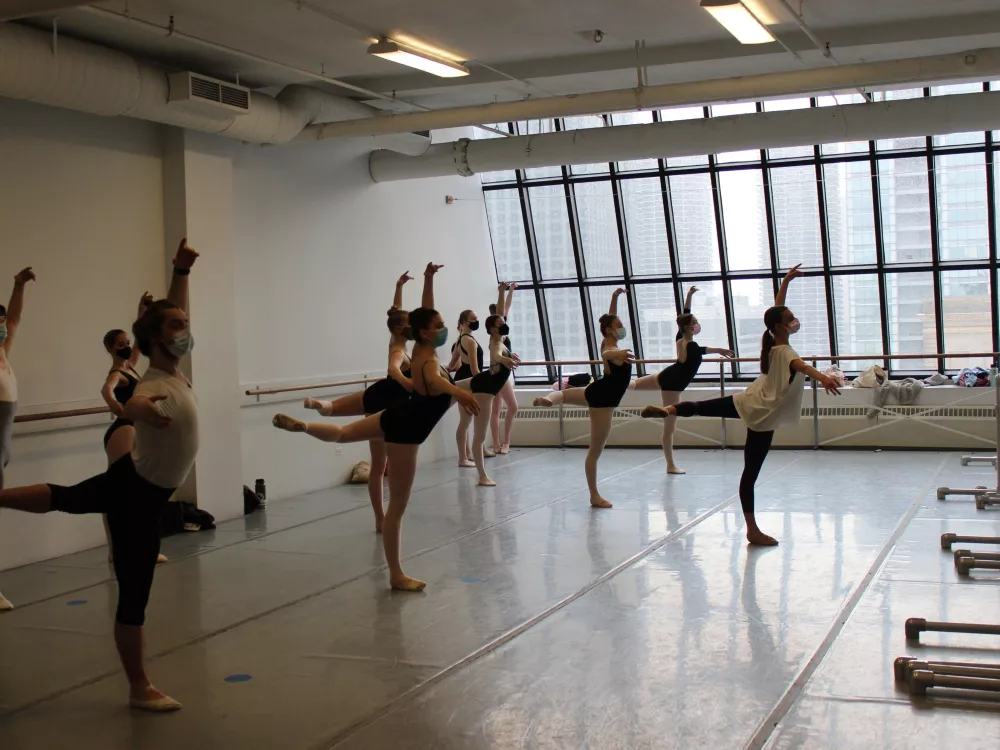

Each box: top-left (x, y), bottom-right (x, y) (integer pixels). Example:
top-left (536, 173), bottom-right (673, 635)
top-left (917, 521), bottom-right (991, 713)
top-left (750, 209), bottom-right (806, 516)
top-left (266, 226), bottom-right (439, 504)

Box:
top-left (937, 485), bottom-right (989, 500)
top-left (894, 656), bottom-right (1000, 683)
top-left (976, 491), bottom-right (1000, 510)
top-left (952, 549), bottom-right (1000, 564)
top-left (956, 556), bottom-right (1000, 576)
top-left (905, 617), bottom-right (1000, 641)
top-left (961, 455), bottom-right (997, 466)
top-left (941, 533), bottom-right (1000, 550)
top-left (909, 669), bottom-right (1000, 696)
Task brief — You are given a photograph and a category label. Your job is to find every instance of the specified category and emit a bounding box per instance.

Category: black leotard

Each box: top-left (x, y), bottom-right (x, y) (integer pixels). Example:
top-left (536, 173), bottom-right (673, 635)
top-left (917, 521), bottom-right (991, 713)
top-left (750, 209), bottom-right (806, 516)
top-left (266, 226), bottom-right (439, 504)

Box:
top-left (362, 366), bottom-right (411, 414)
top-left (469, 363), bottom-right (512, 396)
top-left (454, 333), bottom-right (484, 381)
top-left (103, 368), bottom-right (140, 448)
top-left (584, 357), bottom-right (633, 409)
top-left (657, 340), bottom-right (708, 392)
top-left (379, 363), bottom-right (454, 445)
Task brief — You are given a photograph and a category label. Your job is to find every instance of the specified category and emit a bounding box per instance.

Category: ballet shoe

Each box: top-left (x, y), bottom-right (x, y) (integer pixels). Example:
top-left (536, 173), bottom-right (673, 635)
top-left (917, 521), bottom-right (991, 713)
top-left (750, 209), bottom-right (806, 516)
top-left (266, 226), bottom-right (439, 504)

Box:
top-left (129, 686), bottom-right (182, 713)
top-left (303, 397), bottom-right (322, 411)
top-left (273, 414), bottom-right (306, 432)
top-left (458, 460), bottom-right (476, 468)
top-left (478, 477), bottom-right (497, 487)
top-left (156, 554), bottom-right (168, 564)
top-left (484, 448), bottom-right (496, 458)
top-left (666, 465), bottom-right (686, 475)
top-left (640, 405), bottom-right (667, 419)
top-left (390, 575), bottom-right (426, 592)
top-left (0, 593), bottom-right (13, 611)
top-left (499, 445), bottom-right (511, 454)
top-left (747, 530), bottom-right (779, 546)
top-left (532, 397), bottom-right (552, 407)
top-left (590, 496), bottom-right (613, 509)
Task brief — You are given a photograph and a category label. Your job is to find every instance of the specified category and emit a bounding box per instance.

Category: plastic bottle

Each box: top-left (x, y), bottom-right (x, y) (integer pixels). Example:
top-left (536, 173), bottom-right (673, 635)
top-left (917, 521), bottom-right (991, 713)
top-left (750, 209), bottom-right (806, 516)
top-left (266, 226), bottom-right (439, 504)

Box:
top-left (254, 478), bottom-right (267, 510)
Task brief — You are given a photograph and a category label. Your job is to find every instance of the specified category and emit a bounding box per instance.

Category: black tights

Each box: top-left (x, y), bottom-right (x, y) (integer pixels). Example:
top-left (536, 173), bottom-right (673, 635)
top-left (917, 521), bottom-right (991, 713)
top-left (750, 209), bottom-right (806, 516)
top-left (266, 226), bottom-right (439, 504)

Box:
top-left (674, 396), bottom-right (774, 514)
top-left (49, 454), bottom-right (173, 626)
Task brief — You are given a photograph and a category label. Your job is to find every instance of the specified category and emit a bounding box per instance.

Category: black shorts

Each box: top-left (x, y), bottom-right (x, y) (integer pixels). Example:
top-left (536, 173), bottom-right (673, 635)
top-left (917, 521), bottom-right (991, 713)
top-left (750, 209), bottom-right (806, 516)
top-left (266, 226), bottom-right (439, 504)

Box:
top-left (362, 378), bottom-right (410, 414)
top-left (469, 364), bottom-right (511, 396)
top-left (103, 417), bottom-right (134, 448)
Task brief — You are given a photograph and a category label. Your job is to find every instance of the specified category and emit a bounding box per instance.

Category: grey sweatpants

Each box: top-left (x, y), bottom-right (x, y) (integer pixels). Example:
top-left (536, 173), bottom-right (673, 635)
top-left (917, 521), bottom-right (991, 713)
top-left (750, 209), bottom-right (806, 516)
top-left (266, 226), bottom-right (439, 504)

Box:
top-left (0, 400), bottom-right (14, 490)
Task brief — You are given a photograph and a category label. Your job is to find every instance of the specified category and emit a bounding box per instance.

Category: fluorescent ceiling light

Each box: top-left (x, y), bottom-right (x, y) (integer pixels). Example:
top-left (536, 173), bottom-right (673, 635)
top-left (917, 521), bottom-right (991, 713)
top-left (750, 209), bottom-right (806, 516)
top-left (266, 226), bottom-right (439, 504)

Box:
top-left (700, 0), bottom-right (774, 44)
top-left (367, 39), bottom-right (469, 78)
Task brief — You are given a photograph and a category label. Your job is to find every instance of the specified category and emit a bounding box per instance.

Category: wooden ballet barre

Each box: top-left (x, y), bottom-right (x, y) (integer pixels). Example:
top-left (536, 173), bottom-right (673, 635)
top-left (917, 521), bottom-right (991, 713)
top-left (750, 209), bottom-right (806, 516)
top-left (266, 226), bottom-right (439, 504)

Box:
top-left (13, 406), bottom-right (111, 423)
top-left (517, 351), bottom-right (1000, 368)
top-left (245, 377), bottom-right (383, 397)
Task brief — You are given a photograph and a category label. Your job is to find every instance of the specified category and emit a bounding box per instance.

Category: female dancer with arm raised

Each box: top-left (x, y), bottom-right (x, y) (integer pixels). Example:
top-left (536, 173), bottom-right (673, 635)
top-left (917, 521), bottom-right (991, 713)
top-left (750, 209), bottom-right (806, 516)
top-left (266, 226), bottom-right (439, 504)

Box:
top-left (488, 282), bottom-right (520, 455)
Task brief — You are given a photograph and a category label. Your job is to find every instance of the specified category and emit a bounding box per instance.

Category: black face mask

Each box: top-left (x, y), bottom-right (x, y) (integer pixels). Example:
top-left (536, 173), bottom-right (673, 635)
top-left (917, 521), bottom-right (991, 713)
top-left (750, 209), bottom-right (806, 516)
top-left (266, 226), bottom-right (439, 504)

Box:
top-left (498, 324), bottom-right (510, 336)
top-left (115, 346), bottom-right (132, 360)
top-left (468, 320), bottom-right (480, 331)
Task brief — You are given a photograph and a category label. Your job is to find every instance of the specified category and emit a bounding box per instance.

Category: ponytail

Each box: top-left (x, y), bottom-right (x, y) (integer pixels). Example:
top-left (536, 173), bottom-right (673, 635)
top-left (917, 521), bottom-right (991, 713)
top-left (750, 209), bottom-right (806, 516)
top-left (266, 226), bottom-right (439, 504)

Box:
top-left (760, 305), bottom-right (788, 374)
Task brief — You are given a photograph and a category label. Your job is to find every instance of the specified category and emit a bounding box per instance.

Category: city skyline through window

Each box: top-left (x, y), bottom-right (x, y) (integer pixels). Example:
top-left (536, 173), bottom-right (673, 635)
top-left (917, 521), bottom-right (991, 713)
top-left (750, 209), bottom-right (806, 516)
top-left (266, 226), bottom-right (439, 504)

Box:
top-left (479, 83), bottom-right (1000, 383)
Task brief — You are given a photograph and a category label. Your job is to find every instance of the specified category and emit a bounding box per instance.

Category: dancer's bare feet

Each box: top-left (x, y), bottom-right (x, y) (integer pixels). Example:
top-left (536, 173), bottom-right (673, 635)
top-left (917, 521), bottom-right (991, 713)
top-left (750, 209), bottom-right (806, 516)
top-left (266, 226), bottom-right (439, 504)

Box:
top-left (129, 684), bottom-right (182, 712)
top-left (667, 465), bottom-right (686, 475)
top-left (390, 575), bottom-right (427, 592)
top-left (478, 476), bottom-right (497, 487)
top-left (747, 530), bottom-right (779, 546)
top-left (273, 413), bottom-right (308, 433)
top-left (590, 495), bottom-right (613, 509)
top-left (532, 397), bottom-right (553, 407)
top-left (458, 459), bottom-right (476, 468)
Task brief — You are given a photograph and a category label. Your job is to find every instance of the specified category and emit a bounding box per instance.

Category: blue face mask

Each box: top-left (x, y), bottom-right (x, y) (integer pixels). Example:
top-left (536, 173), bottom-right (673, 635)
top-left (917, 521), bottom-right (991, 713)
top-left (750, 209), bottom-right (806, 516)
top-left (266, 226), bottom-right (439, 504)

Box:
top-left (0, 322), bottom-right (6, 346)
top-left (614, 327), bottom-right (628, 341)
top-left (430, 327), bottom-right (449, 348)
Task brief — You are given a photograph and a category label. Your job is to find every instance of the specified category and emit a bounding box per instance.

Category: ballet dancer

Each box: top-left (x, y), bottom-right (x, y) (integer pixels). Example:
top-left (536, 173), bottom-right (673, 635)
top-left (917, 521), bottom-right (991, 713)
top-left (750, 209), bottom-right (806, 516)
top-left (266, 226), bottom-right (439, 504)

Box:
top-left (100, 294), bottom-right (167, 565)
top-left (0, 238), bottom-right (200, 710)
top-left (640, 265), bottom-right (841, 545)
top-left (0, 266), bottom-right (35, 612)
top-left (273, 263), bottom-right (479, 592)
top-left (449, 308), bottom-right (483, 467)
top-left (488, 282), bottom-right (519, 455)
top-left (632, 286), bottom-right (733, 474)
top-left (303, 271), bottom-right (416, 532)
top-left (455, 314), bottom-right (519, 486)
top-left (533, 288), bottom-right (634, 508)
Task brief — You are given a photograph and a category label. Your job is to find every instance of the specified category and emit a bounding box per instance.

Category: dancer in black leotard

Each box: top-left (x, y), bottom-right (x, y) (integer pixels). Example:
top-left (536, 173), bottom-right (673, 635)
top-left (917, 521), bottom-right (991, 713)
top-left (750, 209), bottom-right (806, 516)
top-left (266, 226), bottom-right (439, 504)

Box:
top-left (641, 266), bottom-right (842, 545)
top-left (449, 309), bottom-right (483, 466)
top-left (303, 272), bottom-right (414, 531)
top-left (632, 286), bottom-right (733, 474)
top-left (273, 263), bottom-right (480, 592)
top-left (99, 295), bottom-right (167, 565)
top-left (488, 282), bottom-right (520, 455)
top-left (532, 288), bottom-right (634, 508)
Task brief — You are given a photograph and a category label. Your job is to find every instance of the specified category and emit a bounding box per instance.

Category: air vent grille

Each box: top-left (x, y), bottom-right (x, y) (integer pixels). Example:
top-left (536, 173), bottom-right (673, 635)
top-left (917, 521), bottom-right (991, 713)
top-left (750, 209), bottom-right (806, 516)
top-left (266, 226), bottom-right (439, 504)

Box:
top-left (168, 72), bottom-right (251, 114)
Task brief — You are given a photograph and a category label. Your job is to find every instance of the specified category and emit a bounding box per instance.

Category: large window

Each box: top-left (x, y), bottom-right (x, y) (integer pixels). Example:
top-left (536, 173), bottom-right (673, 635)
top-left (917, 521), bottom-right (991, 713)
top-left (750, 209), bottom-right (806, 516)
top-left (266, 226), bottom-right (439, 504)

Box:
top-left (480, 86), bottom-right (999, 382)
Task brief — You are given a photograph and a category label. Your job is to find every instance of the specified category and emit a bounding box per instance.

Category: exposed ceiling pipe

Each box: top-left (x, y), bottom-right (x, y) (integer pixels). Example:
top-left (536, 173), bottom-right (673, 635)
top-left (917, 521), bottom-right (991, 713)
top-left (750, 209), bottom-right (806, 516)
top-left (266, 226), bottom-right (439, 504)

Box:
top-left (369, 89), bottom-right (1000, 181)
top-left (0, 21), bottom-right (429, 153)
top-left (308, 47), bottom-right (1000, 140)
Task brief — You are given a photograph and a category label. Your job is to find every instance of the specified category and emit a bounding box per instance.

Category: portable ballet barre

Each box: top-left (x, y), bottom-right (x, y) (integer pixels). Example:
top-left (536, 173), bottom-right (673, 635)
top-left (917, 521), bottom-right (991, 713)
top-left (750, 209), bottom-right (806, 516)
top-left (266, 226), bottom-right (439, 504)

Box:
top-left (961, 455), bottom-right (997, 466)
top-left (956, 556), bottom-right (1000, 576)
top-left (905, 617), bottom-right (1000, 641)
top-left (952, 549), bottom-right (1000, 565)
top-left (940, 533), bottom-right (1000, 550)
top-left (894, 656), bottom-right (1000, 683)
top-left (907, 670), bottom-right (1000, 696)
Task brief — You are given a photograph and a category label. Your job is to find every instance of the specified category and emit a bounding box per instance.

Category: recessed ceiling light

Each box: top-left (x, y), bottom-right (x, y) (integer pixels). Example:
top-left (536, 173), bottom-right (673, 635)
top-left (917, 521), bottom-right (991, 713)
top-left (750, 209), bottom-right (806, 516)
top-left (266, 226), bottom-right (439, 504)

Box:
top-left (700, 0), bottom-right (775, 45)
top-left (367, 39), bottom-right (470, 78)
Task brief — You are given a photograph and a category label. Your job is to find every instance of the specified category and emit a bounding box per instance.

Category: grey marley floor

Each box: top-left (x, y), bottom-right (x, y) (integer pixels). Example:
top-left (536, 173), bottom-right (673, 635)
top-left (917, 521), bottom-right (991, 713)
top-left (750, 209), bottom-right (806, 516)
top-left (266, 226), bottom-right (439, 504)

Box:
top-left (1, 447), bottom-right (998, 749)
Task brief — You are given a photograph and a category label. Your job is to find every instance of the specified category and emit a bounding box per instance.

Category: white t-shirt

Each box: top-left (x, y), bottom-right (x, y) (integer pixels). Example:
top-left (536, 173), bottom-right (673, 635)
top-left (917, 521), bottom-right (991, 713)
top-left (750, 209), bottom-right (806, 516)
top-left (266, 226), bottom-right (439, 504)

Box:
top-left (733, 345), bottom-right (806, 433)
top-left (0, 352), bottom-right (17, 403)
top-left (131, 366), bottom-right (199, 489)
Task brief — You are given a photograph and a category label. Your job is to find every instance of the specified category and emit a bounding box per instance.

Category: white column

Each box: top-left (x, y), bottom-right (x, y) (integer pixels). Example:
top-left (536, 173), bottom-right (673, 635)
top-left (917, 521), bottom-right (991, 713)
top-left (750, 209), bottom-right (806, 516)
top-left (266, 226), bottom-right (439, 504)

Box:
top-left (161, 128), bottom-right (243, 521)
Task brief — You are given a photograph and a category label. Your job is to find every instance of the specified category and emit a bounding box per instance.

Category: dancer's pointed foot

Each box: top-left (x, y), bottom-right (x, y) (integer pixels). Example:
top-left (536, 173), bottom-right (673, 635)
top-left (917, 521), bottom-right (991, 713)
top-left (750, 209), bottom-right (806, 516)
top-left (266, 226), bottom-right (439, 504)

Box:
top-left (641, 405), bottom-right (670, 419)
top-left (273, 414), bottom-right (307, 433)
top-left (303, 397), bottom-right (323, 412)
top-left (666, 464), bottom-right (686, 475)
top-left (129, 684), bottom-right (182, 712)
top-left (747, 530), bottom-right (779, 546)
top-left (532, 397), bottom-right (553, 407)
top-left (156, 554), bottom-right (168, 564)
top-left (390, 575), bottom-right (426, 592)
top-left (0, 592), bottom-right (13, 611)
top-left (458, 459), bottom-right (476, 468)
top-left (478, 476), bottom-right (497, 487)
top-left (590, 495), bottom-right (613, 509)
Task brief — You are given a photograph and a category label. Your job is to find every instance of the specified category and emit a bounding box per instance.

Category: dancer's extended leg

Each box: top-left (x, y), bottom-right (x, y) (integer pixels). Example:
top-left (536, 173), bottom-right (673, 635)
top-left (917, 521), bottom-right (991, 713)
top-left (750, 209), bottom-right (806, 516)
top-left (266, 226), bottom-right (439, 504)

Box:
top-left (533, 386), bottom-right (587, 408)
top-left (272, 412), bottom-right (384, 443)
top-left (586, 407), bottom-right (615, 508)
top-left (304, 390), bottom-right (365, 417)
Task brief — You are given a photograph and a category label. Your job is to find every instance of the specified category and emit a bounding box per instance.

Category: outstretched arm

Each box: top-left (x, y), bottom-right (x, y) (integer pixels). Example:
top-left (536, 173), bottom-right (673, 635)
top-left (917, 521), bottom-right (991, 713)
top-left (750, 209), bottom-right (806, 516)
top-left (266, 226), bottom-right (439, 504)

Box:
top-left (426, 363), bottom-right (480, 415)
top-left (775, 265), bottom-right (802, 307)
top-left (422, 262), bottom-right (442, 308)
top-left (609, 287), bottom-right (627, 315)
top-left (504, 282), bottom-right (517, 316)
top-left (683, 285), bottom-right (698, 314)
top-left (392, 271), bottom-right (413, 310)
top-left (791, 358), bottom-right (841, 395)
top-left (167, 238), bottom-right (199, 314)
top-left (3, 267), bottom-right (35, 355)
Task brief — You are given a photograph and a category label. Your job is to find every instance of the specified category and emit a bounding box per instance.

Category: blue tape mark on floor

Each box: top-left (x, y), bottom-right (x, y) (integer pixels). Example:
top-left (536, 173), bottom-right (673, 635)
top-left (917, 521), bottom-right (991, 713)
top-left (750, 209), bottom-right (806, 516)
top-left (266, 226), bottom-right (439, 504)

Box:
top-left (460, 577), bottom-right (485, 583)
top-left (224, 674), bottom-right (253, 683)
top-left (66, 600), bottom-right (88, 606)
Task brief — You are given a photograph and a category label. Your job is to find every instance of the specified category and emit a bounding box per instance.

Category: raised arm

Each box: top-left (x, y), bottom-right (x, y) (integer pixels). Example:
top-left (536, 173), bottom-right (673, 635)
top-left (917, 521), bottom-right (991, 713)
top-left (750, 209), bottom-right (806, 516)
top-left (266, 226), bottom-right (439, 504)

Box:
top-left (167, 238), bottom-right (199, 313)
top-left (387, 349), bottom-right (413, 392)
top-left (504, 282), bottom-right (517, 316)
top-left (131, 291), bottom-right (154, 366)
top-left (3, 267), bottom-right (36, 354)
top-left (683, 285), bottom-right (698, 314)
top-left (496, 282), bottom-right (507, 314)
top-left (609, 287), bottom-right (627, 316)
top-left (422, 262), bottom-right (443, 308)
top-left (393, 271), bottom-right (413, 311)
top-left (775, 265), bottom-right (802, 307)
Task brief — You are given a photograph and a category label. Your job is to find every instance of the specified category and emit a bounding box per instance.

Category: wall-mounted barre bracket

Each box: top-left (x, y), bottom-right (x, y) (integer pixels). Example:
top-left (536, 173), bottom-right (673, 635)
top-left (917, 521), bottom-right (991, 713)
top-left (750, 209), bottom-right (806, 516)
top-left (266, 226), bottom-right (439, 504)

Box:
top-left (940, 533), bottom-right (1000, 550)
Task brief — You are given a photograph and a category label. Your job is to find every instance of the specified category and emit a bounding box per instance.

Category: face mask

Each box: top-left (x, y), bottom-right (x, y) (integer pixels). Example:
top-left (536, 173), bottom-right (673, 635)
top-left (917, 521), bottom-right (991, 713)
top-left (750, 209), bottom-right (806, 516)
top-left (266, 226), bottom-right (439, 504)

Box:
top-left (165, 330), bottom-right (195, 358)
top-left (0, 323), bottom-right (6, 346)
top-left (429, 327), bottom-right (449, 348)
top-left (690, 323), bottom-right (702, 336)
top-left (614, 327), bottom-right (628, 341)
top-left (498, 324), bottom-right (510, 336)
top-left (468, 320), bottom-right (480, 331)
top-left (787, 319), bottom-right (801, 335)
top-left (115, 346), bottom-right (132, 360)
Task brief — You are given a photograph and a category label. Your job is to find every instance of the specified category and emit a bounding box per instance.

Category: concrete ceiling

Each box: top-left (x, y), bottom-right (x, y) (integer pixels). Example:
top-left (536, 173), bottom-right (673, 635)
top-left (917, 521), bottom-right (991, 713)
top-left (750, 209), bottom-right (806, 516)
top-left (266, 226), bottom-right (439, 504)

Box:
top-left (10, 0), bottom-right (1000, 112)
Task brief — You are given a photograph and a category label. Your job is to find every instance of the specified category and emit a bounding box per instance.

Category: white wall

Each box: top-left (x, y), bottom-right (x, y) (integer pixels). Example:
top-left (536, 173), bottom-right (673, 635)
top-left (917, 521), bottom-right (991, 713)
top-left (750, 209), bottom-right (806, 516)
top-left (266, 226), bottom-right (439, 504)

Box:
top-left (232, 129), bottom-right (498, 499)
top-left (0, 97), bottom-right (166, 568)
